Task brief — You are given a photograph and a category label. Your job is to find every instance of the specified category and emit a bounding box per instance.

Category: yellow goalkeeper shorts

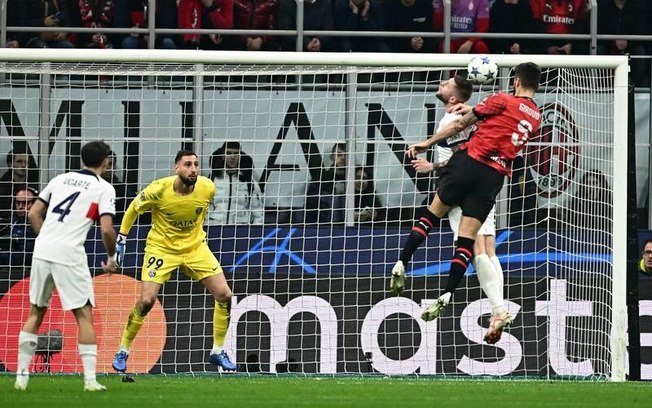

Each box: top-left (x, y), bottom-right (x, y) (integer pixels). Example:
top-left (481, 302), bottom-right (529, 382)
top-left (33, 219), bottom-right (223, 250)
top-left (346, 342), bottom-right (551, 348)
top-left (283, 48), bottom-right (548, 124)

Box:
top-left (140, 243), bottom-right (224, 284)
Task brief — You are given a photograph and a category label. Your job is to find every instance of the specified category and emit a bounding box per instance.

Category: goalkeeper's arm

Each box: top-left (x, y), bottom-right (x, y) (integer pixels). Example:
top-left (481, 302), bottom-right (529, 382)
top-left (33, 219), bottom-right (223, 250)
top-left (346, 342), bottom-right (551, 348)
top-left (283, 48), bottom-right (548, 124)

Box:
top-left (115, 200), bottom-right (140, 267)
top-left (119, 199), bottom-right (140, 236)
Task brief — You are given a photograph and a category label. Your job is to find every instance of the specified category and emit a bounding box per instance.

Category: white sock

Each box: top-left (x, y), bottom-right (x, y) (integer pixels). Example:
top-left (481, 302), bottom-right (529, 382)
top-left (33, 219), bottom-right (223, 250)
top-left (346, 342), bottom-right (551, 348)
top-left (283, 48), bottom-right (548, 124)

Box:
top-left (474, 254), bottom-right (506, 315)
top-left (79, 344), bottom-right (97, 382)
top-left (490, 255), bottom-right (505, 290)
top-left (211, 345), bottom-right (223, 355)
top-left (17, 331), bottom-right (38, 377)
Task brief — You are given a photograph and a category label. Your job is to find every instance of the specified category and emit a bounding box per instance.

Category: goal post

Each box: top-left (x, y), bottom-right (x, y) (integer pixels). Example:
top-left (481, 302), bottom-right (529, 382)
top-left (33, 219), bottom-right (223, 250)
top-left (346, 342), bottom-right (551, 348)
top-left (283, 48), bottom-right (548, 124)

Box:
top-left (0, 49), bottom-right (629, 381)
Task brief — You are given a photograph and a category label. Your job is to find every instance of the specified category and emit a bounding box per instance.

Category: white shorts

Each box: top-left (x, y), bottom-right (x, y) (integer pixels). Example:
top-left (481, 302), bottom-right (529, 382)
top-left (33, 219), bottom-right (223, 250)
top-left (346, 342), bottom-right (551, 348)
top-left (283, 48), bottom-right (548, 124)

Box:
top-left (30, 258), bottom-right (95, 311)
top-left (448, 205), bottom-right (496, 241)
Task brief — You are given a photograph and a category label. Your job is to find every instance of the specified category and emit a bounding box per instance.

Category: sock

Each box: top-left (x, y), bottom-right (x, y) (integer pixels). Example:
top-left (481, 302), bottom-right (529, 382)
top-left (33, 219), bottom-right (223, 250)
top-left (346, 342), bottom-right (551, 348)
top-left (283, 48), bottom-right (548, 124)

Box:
top-left (78, 344), bottom-right (97, 382)
top-left (399, 209), bottom-right (439, 266)
top-left (490, 255), bottom-right (507, 314)
top-left (119, 306), bottom-right (146, 350)
top-left (211, 300), bottom-right (231, 355)
top-left (490, 256), bottom-right (505, 288)
top-left (17, 331), bottom-right (38, 377)
top-left (444, 236), bottom-right (474, 294)
top-left (474, 254), bottom-right (507, 315)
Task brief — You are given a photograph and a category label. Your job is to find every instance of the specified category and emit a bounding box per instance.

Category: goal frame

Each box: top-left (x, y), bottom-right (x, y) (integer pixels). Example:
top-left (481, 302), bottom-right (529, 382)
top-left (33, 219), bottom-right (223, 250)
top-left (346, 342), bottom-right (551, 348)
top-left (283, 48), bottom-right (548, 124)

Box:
top-left (0, 49), bottom-right (629, 381)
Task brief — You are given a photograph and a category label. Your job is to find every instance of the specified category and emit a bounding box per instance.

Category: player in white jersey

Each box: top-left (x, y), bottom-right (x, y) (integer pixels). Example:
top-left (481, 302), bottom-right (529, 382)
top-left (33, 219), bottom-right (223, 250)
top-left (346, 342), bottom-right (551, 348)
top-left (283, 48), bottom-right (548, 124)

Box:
top-left (14, 140), bottom-right (117, 392)
top-left (392, 75), bottom-right (511, 344)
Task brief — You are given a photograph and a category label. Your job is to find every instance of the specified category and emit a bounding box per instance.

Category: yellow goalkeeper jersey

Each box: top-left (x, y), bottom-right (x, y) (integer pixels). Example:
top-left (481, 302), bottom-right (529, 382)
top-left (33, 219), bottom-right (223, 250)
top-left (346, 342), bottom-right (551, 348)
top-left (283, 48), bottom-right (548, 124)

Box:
top-left (121, 175), bottom-right (215, 255)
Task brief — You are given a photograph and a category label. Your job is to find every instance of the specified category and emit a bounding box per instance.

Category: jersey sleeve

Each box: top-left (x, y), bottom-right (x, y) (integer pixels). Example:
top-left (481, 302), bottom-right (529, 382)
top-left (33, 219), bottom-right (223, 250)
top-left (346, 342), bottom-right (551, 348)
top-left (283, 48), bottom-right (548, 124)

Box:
top-left (437, 113), bottom-right (461, 132)
top-left (208, 178), bottom-right (216, 203)
top-left (473, 93), bottom-right (507, 119)
top-left (98, 184), bottom-right (116, 218)
top-left (131, 180), bottom-right (162, 214)
top-left (38, 179), bottom-right (54, 205)
top-left (196, 177), bottom-right (215, 225)
top-left (120, 180), bottom-right (162, 234)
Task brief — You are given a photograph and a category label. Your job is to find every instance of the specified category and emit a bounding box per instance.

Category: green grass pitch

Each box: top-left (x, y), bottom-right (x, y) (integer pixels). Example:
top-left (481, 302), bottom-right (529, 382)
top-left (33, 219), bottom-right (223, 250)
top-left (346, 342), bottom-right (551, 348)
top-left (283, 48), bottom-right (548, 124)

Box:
top-left (2, 374), bottom-right (652, 408)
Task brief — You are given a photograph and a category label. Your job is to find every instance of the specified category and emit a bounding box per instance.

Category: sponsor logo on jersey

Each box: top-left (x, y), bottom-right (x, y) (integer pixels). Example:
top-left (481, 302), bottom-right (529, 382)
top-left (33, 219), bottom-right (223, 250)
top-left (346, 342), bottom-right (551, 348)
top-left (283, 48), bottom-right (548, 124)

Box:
top-left (542, 15), bottom-right (575, 25)
top-left (170, 219), bottom-right (196, 230)
top-left (195, 207), bottom-right (202, 215)
top-left (524, 103), bottom-right (579, 198)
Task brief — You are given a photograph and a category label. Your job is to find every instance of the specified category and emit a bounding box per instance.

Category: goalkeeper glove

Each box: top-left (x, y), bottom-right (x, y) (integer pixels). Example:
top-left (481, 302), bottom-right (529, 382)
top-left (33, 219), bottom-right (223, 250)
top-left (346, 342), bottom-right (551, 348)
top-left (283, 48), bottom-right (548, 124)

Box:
top-left (116, 233), bottom-right (127, 267)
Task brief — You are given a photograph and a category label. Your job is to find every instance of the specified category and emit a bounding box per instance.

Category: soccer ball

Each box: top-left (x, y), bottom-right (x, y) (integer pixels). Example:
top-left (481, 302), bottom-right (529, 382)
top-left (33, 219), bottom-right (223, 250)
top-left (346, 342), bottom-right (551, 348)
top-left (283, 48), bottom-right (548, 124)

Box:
top-left (467, 55), bottom-right (498, 85)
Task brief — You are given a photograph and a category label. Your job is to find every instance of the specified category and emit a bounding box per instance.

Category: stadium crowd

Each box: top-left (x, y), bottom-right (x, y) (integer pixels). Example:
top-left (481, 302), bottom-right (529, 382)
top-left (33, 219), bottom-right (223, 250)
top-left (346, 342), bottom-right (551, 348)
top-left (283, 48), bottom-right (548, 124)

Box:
top-left (3, 1), bottom-right (651, 84)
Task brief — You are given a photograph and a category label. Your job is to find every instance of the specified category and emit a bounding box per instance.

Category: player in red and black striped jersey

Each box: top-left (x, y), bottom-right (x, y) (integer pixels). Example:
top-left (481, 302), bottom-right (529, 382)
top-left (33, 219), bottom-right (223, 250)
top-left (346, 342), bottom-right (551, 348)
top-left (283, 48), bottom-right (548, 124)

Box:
top-left (463, 91), bottom-right (541, 176)
top-left (391, 62), bottom-right (542, 341)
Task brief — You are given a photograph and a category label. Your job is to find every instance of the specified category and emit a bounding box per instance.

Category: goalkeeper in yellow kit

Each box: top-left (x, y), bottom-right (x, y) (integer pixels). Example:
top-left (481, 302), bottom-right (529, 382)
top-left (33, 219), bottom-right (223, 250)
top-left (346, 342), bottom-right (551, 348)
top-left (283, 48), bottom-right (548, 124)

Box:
top-left (112, 150), bottom-right (236, 372)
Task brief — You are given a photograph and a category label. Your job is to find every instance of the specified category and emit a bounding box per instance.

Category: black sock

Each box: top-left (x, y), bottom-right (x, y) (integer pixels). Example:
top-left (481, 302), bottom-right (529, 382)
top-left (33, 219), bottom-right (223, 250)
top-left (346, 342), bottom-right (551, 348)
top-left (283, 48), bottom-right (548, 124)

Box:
top-left (444, 236), bottom-right (474, 294)
top-left (399, 209), bottom-right (439, 266)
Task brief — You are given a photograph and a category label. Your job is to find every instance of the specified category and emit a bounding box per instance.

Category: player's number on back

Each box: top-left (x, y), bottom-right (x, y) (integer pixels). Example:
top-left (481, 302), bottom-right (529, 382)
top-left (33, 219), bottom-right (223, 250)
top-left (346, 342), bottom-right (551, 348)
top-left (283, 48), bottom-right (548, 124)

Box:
top-left (52, 191), bottom-right (81, 222)
top-left (512, 120), bottom-right (533, 146)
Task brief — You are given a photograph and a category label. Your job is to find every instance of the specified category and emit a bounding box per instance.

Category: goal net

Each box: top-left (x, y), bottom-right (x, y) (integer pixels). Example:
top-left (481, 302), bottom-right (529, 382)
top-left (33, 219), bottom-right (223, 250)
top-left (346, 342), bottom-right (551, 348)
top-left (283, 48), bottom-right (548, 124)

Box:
top-left (0, 49), bottom-right (628, 380)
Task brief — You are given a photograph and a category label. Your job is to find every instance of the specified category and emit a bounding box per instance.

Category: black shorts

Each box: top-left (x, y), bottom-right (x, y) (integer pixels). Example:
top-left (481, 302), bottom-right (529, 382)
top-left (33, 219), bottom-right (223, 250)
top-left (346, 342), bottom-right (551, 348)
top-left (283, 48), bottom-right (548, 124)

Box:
top-left (436, 150), bottom-right (504, 223)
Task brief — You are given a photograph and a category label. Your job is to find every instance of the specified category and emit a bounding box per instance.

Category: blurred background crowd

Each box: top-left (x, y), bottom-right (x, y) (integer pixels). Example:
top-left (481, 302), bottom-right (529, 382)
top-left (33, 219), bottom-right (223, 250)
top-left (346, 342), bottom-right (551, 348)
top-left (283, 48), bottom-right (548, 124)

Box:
top-left (3, 1), bottom-right (651, 85)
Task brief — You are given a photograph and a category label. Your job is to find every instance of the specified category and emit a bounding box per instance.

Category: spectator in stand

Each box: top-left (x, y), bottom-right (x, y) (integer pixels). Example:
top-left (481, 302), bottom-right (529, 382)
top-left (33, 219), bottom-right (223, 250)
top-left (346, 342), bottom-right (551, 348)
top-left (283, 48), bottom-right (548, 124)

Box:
top-left (353, 167), bottom-right (383, 224)
top-left (277, 0), bottom-right (334, 52)
top-left (5, 0), bottom-right (27, 48)
top-left (488, 0), bottom-right (542, 54)
top-left (100, 150), bottom-right (137, 223)
top-left (0, 186), bottom-right (38, 267)
top-left (206, 142), bottom-right (264, 225)
top-left (20, 0), bottom-right (74, 49)
top-left (304, 143), bottom-right (348, 223)
top-left (433, 0), bottom-right (491, 54)
top-left (73, 0), bottom-right (117, 48)
top-left (0, 144), bottom-right (39, 226)
top-left (114, 0), bottom-right (178, 49)
top-left (334, 0), bottom-right (389, 52)
top-left (224, 0), bottom-right (278, 51)
top-left (639, 239), bottom-right (652, 279)
top-left (383, 0), bottom-right (435, 54)
top-left (530, 0), bottom-right (588, 55)
top-left (177, 0), bottom-right (234, 49)
top-left (597, 0), bottom-right (648, 87)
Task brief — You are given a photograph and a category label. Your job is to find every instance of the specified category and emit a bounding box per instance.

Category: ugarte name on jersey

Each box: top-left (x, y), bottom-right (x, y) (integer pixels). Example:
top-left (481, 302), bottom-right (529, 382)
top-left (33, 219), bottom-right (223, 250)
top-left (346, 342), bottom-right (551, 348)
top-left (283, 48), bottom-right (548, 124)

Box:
top-left (62, 177), bottom-right (92, 190)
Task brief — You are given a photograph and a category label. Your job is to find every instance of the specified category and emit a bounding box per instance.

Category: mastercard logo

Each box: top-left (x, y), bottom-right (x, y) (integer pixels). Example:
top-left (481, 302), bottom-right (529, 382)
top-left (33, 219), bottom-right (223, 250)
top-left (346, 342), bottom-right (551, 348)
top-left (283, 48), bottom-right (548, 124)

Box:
top-left (0, 274), bottom-right (166, 373)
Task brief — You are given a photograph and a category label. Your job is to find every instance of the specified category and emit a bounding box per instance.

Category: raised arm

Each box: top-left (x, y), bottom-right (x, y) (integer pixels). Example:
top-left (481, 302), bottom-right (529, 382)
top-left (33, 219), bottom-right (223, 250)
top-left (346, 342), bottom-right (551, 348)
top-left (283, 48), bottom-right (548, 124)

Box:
top-left (406, 110), bottom-right (480, 157)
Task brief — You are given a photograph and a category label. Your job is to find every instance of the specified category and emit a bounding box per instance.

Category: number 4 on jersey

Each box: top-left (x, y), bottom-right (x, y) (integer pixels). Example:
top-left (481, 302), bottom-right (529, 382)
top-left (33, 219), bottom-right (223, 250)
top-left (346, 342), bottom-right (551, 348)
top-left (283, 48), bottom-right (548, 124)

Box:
top-left (52, 191), bottom-right (81, 222)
